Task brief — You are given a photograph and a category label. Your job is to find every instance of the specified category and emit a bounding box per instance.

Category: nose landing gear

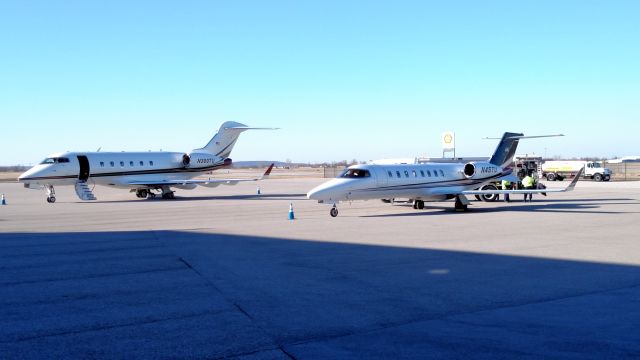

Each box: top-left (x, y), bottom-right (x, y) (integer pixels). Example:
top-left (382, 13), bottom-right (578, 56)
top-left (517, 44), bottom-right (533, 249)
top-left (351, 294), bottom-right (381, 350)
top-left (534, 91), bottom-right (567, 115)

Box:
top-left (330, 204), bottom-right (339, 217)
top-left (45, 185), bottom-right (56, 203)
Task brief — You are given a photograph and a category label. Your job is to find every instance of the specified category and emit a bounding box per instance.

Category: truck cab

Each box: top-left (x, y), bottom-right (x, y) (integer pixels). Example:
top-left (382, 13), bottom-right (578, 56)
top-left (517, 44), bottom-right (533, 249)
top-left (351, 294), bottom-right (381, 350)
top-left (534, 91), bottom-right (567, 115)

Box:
top-left (584, 162), bottom-right (611, 181)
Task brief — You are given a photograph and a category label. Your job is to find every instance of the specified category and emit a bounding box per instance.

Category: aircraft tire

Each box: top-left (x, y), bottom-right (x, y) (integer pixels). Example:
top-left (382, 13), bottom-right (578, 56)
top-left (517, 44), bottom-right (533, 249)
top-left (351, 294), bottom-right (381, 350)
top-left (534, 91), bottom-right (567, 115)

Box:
top-left (330, 207), bottom-right (338, 217)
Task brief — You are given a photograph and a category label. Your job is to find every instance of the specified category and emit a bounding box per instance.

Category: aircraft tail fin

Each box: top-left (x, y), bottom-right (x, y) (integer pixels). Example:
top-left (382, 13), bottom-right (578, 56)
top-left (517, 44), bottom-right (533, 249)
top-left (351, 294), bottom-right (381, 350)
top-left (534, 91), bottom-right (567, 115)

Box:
top-left (487, 132), bottom-right (564, 167)
top-left (194, 121), bottom-right (277, 158)
top-left (488, 132), bottom-right (524, 167)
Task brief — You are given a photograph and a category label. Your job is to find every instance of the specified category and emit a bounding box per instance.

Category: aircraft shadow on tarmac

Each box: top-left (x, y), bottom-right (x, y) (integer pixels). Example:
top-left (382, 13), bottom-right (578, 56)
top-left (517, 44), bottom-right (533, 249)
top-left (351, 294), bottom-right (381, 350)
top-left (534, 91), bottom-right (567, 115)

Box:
top-left (94, 193), bottom-right (308, 204)
top-left (1, 230), bottom-right (640, 359)
top-left (363, 198), bottom-right (640, 217)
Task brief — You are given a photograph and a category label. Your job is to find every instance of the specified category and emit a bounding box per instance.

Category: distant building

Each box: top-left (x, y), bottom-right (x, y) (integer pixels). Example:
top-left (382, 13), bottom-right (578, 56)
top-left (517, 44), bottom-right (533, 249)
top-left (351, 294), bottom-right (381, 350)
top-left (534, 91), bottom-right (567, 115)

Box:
top-left (608, 156), bottom-right (640, 164)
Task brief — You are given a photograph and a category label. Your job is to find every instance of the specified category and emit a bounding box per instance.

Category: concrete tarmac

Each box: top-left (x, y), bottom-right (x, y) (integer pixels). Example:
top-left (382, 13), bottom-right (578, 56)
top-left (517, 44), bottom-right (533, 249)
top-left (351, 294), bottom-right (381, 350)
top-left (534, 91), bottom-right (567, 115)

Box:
top-left (1, 179), bottom-right (639, 359)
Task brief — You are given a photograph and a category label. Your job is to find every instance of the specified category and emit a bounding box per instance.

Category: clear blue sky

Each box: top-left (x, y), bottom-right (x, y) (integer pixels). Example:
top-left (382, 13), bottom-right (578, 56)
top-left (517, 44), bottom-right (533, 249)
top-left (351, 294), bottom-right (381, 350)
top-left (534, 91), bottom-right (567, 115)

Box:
top-left (1, 1), bottom-right (638, 165)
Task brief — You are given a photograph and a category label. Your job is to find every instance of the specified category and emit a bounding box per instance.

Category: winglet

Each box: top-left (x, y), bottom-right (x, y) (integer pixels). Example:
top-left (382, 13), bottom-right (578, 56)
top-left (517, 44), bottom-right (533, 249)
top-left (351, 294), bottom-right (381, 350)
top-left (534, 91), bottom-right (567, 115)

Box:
top-left (261, 163), bottom-right (275, 180)
top-left (564, 167), bottom-right (583, 192)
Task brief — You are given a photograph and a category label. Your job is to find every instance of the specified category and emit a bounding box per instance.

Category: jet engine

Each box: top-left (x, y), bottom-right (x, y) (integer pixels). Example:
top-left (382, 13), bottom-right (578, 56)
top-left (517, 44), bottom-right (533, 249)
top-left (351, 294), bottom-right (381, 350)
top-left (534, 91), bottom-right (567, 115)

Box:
top-left (463, 162), bottom-right (500, 179)
top-left (463, 163), bottom-right (476, 178)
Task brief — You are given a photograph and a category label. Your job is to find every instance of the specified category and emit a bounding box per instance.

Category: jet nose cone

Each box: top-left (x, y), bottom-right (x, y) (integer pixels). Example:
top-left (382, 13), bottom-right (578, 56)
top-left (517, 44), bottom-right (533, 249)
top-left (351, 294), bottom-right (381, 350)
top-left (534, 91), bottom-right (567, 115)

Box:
top-left (307, 180), bottom-right (343, 202)
top-left (306, 186), bottom-right (322, 200)
top-left (18, 166), bottom-right (41, 183)
top-left (18, 169), bottom-right (31, 181)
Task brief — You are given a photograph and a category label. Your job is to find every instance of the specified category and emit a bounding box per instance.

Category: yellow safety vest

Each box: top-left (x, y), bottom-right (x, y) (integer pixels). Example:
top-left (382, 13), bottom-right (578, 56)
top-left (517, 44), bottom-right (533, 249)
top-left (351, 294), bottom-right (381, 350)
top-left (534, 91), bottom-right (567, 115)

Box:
top-left (522, 176), bottom-right (534, 187)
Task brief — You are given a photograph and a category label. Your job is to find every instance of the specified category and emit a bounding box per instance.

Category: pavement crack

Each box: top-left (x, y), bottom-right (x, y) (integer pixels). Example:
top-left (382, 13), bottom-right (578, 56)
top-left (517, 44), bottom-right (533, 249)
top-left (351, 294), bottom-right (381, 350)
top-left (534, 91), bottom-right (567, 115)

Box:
top-left (279, 281), bottom-right (640, 350)
top-left (279, 346), bottom-right (298, 360)
top-left (2, 309), bottom-right (231, 344)
top-left (178, 256), bottom-right (195, 270)
top-left (0, 266), bottom-right (187, 286)
top-left (234, 303), bottom-right (254, 320)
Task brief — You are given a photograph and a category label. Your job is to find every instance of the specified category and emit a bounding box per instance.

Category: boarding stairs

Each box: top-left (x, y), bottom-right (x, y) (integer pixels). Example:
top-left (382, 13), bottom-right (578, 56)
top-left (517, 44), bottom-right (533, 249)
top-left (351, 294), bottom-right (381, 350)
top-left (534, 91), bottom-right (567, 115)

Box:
top-left (75, 180), bottom-right (97, 201)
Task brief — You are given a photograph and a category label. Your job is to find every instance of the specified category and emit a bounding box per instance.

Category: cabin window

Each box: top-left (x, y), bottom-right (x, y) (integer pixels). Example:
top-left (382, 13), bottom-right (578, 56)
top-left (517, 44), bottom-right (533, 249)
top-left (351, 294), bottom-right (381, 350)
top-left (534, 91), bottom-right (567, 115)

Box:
top-left (396, 171), bottom-right (401, 178)
top-left (119, 161), bottom-right (124, 167)
top-left (100, 162), bottom-right (104, 167)
top-left (149, 161), bottom-right (154, 166)
top-left (404, 170), bottom-right (409, 178)
top-left (110, 161), bottom-right (115, 167)
top-left (130, 161), bottom-right (134, 167)
top-left (440, 170), bottom-right (445, 177)
top-left (433, 170), bottom-right (438, 177)
top-left (427, 170), bottom-right (431, 177)
top-left (387, 171), bottom-right (393, 178)
top-left (341, 169), bottom-right (371, 178)
top-left (420, 170), bottom-right (425, 177)
top-left (139, 161), bottom-right (144, 166)
top-left (412, 170), bottom-right (417, 177)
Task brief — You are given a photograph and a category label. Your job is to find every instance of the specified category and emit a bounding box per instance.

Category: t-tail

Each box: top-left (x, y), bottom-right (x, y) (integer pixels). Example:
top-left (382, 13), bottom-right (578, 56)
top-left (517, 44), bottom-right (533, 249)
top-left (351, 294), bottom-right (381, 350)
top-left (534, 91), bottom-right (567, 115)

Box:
top-left (487, 132), bottom-right (565, 168)
top-left (488, 132), bottom-right (524, 168)
top-left (193, 121), bottom-right (278, 158)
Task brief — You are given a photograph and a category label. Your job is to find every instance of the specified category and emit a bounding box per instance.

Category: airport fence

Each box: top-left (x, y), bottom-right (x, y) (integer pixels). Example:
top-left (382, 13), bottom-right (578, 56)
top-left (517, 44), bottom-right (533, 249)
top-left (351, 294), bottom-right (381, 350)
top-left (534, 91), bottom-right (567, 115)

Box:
top-left (605, 162), bottom-right (640, 181)
top-left (323, 167), bottom-right (346, 178)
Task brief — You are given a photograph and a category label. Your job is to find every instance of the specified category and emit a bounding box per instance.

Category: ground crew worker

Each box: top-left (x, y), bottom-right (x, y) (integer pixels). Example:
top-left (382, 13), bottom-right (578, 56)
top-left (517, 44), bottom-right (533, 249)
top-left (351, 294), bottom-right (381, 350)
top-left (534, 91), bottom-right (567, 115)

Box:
top-left (522, 173), bottom-right (535, 202)
top-left (501, 179), bottom-right (511, 202)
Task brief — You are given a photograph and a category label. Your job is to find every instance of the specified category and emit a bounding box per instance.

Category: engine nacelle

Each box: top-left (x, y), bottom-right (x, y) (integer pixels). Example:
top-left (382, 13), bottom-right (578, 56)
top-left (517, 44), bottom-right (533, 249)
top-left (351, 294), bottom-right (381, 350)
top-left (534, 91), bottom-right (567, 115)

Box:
top-left (463, 162), bottom-right (501, 179)
top-left (184, 152), bottom-right (223, 168)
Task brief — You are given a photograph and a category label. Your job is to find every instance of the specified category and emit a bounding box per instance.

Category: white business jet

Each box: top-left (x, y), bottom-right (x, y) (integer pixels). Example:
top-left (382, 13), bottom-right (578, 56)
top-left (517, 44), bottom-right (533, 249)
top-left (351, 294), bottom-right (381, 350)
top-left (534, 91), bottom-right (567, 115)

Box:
top-left (19, 121), bottom-right (276, 203)
top-left (307, 132), bottom-right (582, 217)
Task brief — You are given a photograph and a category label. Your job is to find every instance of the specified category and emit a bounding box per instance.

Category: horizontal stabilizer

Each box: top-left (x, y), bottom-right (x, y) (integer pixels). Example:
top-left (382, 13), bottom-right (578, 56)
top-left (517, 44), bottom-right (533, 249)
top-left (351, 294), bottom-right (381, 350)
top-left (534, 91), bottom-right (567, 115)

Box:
top-left (483, 134), bottom-right (565, 140)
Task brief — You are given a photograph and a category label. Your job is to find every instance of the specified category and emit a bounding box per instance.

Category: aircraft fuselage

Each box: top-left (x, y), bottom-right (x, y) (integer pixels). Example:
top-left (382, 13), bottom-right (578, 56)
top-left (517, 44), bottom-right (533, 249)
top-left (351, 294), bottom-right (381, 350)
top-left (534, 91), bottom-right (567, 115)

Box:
top-left (19, 151), bottom-right (227, 188)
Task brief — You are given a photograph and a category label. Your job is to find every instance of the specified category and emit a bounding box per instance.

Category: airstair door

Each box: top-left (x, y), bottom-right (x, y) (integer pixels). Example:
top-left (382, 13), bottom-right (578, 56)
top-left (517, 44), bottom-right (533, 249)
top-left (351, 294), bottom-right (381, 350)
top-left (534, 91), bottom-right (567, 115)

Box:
top-left (77, 155), bottom-right (90, 181)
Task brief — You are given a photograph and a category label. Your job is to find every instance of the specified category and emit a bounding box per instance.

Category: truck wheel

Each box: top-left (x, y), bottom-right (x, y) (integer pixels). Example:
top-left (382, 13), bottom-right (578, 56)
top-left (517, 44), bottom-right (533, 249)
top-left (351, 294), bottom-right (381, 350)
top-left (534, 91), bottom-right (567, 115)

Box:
top-left (480, 184), bottom-right (499, 202)
top-left (594, 173), bottom-right (603, 182)
top-left (546, 173), bottom-right (556, 181)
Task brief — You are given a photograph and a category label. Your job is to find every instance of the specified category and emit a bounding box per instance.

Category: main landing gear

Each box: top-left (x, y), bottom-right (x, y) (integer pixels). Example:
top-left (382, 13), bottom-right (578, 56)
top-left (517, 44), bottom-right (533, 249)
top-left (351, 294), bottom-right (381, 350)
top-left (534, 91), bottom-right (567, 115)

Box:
top-left (412, 200), bottom-right (425, 210)
top-left (454, 195), bottom-right (469, 212)
top-left (135, 187), bottom-right (174, 199)
top-left (135, 189), bottom-right (158, 199)
top-left (330, 204), bottom-right (339, 217)
top-left (161, 191), bottom-right (175, 199)
top-left (45, 185), bottom-right (56, 203)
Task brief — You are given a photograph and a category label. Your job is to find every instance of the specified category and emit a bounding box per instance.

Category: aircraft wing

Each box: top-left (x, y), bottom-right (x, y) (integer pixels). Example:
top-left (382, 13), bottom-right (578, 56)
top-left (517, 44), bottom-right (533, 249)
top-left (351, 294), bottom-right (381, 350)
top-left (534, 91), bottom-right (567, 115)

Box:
top-left (126, 163), bottom-right (274, 188)
top-left (427, 168), bottom-right (582, 197)
top-left (461, 168), bottom-right (583, 196)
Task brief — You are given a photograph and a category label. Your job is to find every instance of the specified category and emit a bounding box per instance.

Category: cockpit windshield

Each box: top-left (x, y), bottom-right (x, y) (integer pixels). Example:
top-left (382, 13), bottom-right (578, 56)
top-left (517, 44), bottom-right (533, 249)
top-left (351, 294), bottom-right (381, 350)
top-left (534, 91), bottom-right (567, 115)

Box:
top-left (40, 157), bottom-right (70, 164)
top-left (340, 169), bottom-right (371, 178)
